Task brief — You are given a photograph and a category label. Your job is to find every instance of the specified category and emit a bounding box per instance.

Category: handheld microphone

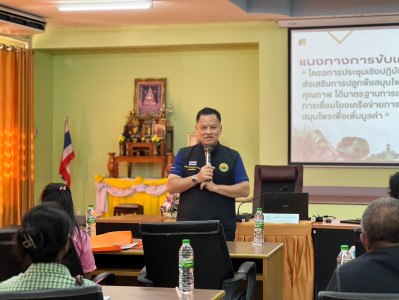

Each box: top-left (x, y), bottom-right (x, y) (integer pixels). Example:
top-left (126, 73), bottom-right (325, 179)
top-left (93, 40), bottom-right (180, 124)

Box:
top-left (204, 144), bottom-right (213, 166)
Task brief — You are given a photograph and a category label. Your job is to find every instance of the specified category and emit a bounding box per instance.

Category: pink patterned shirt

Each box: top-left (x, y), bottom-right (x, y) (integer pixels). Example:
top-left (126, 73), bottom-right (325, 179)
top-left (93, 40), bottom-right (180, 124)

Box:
top-left (72, 228), bottom-right (96, 274)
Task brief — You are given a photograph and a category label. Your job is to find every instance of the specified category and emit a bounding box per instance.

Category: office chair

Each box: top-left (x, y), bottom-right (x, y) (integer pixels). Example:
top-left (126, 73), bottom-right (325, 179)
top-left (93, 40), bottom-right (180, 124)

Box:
top-left (253, 165), bottom-right (303, 214)
top-left (138, 220), bottom-right (256, 300)
top-left (0, 228), bottom-right (31, 282)
top-left (0, 228), bottom-right (115, 285)
top-left (318, 291), bottom-right (399, 300)
top-left (0, 285), bottom-right (104, 300)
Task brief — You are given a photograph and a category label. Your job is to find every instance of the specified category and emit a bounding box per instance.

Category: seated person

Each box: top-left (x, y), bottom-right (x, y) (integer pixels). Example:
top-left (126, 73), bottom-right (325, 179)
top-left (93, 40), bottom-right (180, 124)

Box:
top-left (40, 183), bottom-right (96, 278)
top-left (326, 197), bottom-right (399, 293)
top-left (389, 172), bottom-right (399, 199)
top-left (0, 203), bottom-right (96, 291)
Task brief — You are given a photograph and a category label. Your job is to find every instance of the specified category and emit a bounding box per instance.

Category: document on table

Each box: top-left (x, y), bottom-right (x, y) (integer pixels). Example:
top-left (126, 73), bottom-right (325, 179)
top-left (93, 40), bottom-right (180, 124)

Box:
top-left (115, 242), bottom-right (138, 250)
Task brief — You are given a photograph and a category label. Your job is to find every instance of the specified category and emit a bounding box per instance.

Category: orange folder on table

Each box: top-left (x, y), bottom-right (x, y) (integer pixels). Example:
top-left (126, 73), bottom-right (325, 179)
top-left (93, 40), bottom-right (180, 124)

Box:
top-left (90, 231), bottom-right (133, 252)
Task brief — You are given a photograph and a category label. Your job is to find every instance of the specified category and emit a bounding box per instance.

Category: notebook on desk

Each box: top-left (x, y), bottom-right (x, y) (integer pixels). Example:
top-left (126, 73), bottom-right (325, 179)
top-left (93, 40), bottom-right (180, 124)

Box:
top-left (261, 192), bottom-right (309, 220)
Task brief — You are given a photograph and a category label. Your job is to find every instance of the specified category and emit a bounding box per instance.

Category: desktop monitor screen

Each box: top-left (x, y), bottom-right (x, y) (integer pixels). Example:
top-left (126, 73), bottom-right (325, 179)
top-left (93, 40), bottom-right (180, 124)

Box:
top-left (261, 192), bottom-right (309, 220)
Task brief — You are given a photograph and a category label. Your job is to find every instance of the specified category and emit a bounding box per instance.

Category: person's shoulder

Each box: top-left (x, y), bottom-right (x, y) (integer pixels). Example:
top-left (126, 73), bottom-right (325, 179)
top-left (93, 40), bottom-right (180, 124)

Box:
top-left (0, 273), bottom-right (20, 290)
top-left (179, 144), bottom-right (201, 154)
top-left (218, 143), bottom-right (239, 155)
top-left (79, 228), bottom-right (90, 238)
top-left (74, 228), bottom-right (90, 242)
top-left (374, 245), bottom-right (399, 256)
top-left (182, 144), bottom-right (200, 150)
top-left (338, 254), bottom-right (370, 273)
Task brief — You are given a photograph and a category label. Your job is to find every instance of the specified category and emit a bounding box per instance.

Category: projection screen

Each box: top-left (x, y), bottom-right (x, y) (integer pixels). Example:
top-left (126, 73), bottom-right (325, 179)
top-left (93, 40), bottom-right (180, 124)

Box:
top-left (289, 25), bottom-right (399, 166)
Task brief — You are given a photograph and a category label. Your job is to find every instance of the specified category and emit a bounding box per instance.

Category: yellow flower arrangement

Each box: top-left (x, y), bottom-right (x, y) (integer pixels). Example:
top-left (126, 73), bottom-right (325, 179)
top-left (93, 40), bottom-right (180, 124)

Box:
top-left (151, 134), bottom-right (161, 147)
top-left (118, 135), bottom-right (126, 145)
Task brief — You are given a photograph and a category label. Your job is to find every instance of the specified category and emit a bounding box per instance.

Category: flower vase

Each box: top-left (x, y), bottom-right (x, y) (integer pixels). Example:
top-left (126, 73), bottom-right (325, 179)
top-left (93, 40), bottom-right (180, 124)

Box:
top-left (168, 211), bottom-right (177, 219)
top-left (153, 146), bottom-right (158, 156)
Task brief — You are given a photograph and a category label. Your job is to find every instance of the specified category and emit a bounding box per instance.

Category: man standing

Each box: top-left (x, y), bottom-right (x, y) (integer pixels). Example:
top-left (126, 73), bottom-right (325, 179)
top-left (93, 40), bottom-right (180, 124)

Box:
top-left (326, 197), bottom-right (399, 292)
top-left (167, 107), bottom-right (250, 241)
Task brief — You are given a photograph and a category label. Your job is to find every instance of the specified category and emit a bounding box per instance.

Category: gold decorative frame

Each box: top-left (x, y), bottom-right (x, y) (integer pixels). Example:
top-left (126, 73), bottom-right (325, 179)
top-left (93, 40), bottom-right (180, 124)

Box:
top-left (134, 78), bottom-right (166, 118)
top-left (152, 124), bottom-right (166, 139)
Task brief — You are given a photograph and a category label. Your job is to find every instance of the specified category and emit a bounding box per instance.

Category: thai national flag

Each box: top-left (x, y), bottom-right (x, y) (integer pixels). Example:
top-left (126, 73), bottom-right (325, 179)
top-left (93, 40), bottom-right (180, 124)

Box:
top-left (59, 118), bottom-right (75, 187)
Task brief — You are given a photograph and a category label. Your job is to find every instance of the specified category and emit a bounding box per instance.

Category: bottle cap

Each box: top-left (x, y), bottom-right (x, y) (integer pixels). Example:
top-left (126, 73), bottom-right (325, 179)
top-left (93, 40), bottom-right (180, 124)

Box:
top-left (89, 204), bottom-right (94, 207)
top-left (182, 239), bottom-right (190, 244)
top-left (340, 245), bottom-right (349, 250)
top-left (257, 208), bottom-right (262, 212)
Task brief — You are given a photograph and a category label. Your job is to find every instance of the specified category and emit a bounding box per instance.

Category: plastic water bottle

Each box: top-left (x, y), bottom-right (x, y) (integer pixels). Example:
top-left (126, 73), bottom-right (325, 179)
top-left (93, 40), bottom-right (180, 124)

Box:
top-left (253, 208), bottom-right (264, 246)
top-left (337, 245), bottom-right (353, 267)
top-left (349, 245), bottom-right (356, 259)
top-left (178, 239), bottom-right (194, 295)
top-left (86, 204), bottom-right (96, 237)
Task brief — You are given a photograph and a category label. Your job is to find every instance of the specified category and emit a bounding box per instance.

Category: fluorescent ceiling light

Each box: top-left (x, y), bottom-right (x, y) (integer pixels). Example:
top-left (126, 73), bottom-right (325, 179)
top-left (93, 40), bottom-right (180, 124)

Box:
top-left (57, 0), bottom-right (152, 11)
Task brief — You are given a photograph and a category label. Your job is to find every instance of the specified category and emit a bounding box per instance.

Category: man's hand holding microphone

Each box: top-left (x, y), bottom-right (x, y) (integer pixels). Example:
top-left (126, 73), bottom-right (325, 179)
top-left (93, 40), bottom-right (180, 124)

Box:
top-left (199, 144), bottom-right (217, 191)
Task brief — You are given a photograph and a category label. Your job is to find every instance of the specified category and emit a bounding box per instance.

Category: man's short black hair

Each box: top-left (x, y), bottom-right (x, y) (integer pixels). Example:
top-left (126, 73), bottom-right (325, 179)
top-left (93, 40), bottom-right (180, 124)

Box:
top-left (196, 107), bottom-right (221, 123)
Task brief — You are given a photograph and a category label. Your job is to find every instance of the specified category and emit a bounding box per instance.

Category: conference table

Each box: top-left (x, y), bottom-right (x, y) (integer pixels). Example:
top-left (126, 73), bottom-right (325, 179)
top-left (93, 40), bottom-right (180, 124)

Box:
top-left (95, 215), bottom-right (365, 300)
top-left (102, 285), bottom-right (225, 300)
top-left (94, 215), bottom-right (312, 300)
top-left (94, 241), bottom-right (283, 300)
top-left (235, 221), bottom-right (314, 300)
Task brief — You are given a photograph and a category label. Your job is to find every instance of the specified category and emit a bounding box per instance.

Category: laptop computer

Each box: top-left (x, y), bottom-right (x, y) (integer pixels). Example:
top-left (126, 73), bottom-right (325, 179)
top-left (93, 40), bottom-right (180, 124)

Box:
top-left (261, 192), bottom-right (309, 220)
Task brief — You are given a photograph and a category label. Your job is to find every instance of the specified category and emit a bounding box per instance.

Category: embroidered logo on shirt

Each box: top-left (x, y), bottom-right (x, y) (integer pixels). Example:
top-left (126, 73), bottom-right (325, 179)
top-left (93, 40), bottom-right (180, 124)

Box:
top-left (189, 161), bottom-right (197, 166)
top-left (219, 163), bottom-right (229, 172)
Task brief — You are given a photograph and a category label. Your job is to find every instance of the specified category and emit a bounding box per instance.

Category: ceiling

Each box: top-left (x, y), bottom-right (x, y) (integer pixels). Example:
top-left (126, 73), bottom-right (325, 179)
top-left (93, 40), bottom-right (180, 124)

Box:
top-left (1, 0), bottom-right (399, 33)
top-left (0, 0), bottom-right (280, 30)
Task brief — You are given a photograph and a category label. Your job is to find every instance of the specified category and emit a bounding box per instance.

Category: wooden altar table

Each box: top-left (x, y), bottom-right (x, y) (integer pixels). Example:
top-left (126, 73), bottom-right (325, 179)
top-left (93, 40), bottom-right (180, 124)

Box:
top-left (108, 152), bottom-right (174, 179)
top-left (95, 176), bottom-right (168, 217)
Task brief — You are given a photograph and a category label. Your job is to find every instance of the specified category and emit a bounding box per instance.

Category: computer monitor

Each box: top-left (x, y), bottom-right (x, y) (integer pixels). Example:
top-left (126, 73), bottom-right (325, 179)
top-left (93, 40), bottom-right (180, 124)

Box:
top-left (261, 192), bottom-right (309, 220)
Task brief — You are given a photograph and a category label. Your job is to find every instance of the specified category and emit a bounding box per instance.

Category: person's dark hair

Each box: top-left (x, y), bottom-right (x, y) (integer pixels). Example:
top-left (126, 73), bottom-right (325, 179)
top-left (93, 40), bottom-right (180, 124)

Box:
top-left (389, 172), bottom-right (399, 199)
top-left (196, 107), bottom-right (221, 123)
top-left (16, 203), bottom-right (72, 263)
top-left (361, 197), bottom-right (399, 249)
top-left (40, 183), bottom-right (81, 242)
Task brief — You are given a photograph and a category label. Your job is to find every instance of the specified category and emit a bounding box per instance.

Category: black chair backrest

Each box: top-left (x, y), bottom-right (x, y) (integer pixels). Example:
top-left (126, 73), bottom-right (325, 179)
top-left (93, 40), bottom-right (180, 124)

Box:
top-left (318, 291), bottom-right (399, 299)
top-left (0, 285), bottom-right (103, 300)
top-left (0, 227), bottom-right (84, 281)
top-left (140, 220), bottom-right (234, 290)
top-left (0, 228), bottom-right (31, 282)
top-left (253, 165), bottom-right (304, 214)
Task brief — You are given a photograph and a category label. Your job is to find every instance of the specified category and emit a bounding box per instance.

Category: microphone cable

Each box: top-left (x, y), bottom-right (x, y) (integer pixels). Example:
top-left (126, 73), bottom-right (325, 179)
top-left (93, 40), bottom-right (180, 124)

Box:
top-left (236, 195), bottom-right (263, 222)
